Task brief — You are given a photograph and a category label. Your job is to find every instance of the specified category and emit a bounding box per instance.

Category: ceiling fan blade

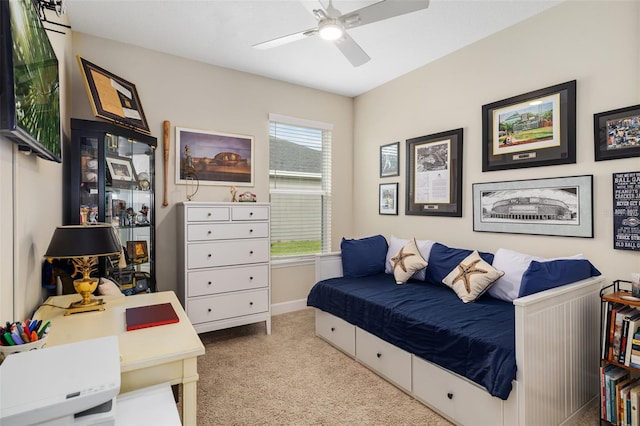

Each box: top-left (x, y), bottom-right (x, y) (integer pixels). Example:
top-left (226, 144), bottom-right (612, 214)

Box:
top-left (335, 32), bottom-right (370, 67)
top-left (253, 28), bottom-right (317, 50)
top-left (340, 0), bottom-right (429, 30)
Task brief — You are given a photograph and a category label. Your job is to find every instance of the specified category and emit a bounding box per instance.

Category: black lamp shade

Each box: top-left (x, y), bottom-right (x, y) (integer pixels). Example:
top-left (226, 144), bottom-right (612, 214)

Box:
top-left (44, 224), bottom-right (121, 258)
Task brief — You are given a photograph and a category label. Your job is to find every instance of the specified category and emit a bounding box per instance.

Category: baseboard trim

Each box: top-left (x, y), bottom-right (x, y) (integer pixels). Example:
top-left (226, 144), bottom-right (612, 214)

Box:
top-left (271, 298), bottom-right (308, 316)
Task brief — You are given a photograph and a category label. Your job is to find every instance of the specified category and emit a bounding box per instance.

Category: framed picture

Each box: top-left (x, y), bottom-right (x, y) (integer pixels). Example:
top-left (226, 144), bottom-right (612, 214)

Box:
top-left (594, 105), bottom-right (640, 161)
top-left (175, 127), bottom-right (254, 186)
top-left (380, 142), bottom-right (399, 177)
top-left (106, 156), bottom-right (137, 188)
top-left (126, 241), bottom-right (149, 264)
top-left (77, 56), bottom-right (150, 134)
top-left (472, 175), bottom-right (593, 238)
top-left (406, 128), bottom-right (463, 217)
top-left (379, 183), bottom-right (399, 215)
top-left (482, 80), bottom-right (576, 171)
top-left (613, 171), bottom-right (640, 251)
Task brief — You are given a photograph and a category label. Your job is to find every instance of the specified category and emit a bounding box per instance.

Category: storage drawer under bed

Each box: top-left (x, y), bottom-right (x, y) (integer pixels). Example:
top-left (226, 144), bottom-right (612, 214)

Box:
top-left (315, 309), bottom-right (355, 357)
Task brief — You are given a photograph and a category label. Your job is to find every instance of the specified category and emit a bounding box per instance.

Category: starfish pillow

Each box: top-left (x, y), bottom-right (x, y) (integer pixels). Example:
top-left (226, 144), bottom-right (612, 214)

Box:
top-left (442, 250), bottom-right (504, 303)
top-left (390, 238), bottom-right (428, 284)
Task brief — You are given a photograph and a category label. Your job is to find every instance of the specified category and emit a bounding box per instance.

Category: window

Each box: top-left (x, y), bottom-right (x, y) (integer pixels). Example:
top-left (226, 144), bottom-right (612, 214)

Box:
top-left (269, 113), bottom-right (332, 259)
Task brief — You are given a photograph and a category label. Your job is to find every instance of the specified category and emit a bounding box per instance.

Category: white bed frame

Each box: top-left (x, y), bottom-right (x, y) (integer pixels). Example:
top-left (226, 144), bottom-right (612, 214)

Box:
top-left (313, 253), bottom-right (604, 426)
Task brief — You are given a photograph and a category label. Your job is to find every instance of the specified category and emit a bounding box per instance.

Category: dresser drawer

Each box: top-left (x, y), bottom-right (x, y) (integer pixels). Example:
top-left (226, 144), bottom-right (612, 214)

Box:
top-left (231, 206), bottom-right (269, 221)
top-left (412, 355), bottom-right (503, 425)
top-left (187, 206), bottom-right (230, 222)
top-left (187, 222), bottom-right (269, 241)
top-left (187, 239), bottom-right (270, 269)
top-left (356, 328), bottom-right (411, 392)
top-left (315, 310), bottom-right (355, 357)
top-left (188, 264), bottom-right (268, 297)
top-left (187, 289), bottom-right (269, 324)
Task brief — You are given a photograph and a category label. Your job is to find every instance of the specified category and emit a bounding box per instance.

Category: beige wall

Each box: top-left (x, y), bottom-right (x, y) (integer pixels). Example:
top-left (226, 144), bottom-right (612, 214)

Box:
top-left (0, 15), bottom-right (72, 321)
top-left (353, 1), bottom-right (640, 283)
top-left (70, 33), bottom-right (354, 303)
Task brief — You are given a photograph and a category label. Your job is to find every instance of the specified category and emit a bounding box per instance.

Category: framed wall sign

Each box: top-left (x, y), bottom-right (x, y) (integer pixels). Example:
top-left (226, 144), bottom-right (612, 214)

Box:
top-left (594, 105), bottom-right (640, 161)
top-left (472, 175), bottom-right (593, 238)
top-left (380, 142), bottom-right (399, 177)
top-left (406, 128), bottom-right (463, 217)
top-left (77, 56), bottom-right (150, 134)
top-left (613, 171), bottom-right (640, 251)
top-left (482, 80), bottom-right (576, 171)
top-left (379, 183), bottom-right (399, 215)
top-left (175, 127), bottom-right (254, 186)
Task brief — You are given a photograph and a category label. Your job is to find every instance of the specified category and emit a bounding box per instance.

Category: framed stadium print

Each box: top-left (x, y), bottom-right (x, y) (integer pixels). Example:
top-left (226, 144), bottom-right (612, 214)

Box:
top-left (472, 175), bottom-right (593, 238)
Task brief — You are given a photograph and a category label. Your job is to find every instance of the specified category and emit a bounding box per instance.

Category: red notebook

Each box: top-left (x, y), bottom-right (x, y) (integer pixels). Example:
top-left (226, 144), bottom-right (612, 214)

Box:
top-left (125, 302), bottom-right (180, 331)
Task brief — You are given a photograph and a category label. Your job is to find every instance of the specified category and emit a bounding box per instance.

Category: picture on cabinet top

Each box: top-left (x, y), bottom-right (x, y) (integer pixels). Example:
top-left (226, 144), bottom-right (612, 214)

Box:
top-left (175, 127), bottom-right (254, 186)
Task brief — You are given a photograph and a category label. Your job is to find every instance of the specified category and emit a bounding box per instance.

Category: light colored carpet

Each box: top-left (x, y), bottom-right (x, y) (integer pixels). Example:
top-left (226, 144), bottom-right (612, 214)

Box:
top-left (194, 308), bottom-right (600, 425)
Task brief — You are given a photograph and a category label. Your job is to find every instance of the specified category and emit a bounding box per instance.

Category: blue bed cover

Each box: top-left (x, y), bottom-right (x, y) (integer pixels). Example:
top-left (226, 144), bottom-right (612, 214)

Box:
top-left (307, 273), bottom-right (516, 400)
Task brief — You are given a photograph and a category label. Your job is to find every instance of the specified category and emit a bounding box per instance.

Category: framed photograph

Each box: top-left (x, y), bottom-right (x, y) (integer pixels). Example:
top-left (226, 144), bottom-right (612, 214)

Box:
top-left (406, 128), bottom-right (463, 217)
top-left (126, 240), bottom-right (149, 264)
top-left (482, 80), bottom-right (576, 171)
top-left (175, 127), bottom-right (254, 186)
top-left (472, 175), bottom-right (593, 238)
top-left (594, 105), bottom-right (640, 161)
top-left (380, 142), bottom-right (399, 177)
top-left (77, 56), bottom-right (150, 134)
top-left (613, 171), bottom-right (640, 251)
top-left (106, 156), bottom-right (137, 188)
top-left (379, 183), bottom-right (399, 215)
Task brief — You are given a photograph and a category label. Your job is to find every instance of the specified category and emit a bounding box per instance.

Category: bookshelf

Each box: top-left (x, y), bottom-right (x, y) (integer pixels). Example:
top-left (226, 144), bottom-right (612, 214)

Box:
top-left (600, 280), bottom-right (640, 425)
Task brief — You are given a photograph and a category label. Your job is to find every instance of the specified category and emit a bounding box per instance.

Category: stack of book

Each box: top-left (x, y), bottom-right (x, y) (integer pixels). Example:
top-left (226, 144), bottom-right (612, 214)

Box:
top-left (601, 364), bottom-right (640, 425)
top-left (602, 301), bottom-right (640, 368)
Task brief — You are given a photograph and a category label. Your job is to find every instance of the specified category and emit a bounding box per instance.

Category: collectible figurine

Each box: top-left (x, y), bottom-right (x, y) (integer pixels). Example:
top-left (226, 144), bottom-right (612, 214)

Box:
top-left (138, 205), bottom-right (150, 224)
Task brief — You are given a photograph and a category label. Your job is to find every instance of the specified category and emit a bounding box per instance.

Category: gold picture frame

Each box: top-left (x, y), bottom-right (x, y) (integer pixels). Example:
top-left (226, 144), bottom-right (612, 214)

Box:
top-left (77, 56), bottom-right (150, 134)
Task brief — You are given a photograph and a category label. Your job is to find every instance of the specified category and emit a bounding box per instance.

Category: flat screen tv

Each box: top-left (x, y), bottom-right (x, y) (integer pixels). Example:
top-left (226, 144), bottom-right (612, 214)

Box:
top-left (0, 0), bottom-right (61, 162)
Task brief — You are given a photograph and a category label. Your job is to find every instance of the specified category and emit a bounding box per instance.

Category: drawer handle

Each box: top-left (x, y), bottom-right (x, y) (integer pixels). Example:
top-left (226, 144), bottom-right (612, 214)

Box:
top-left (330, 327), bottom-right (335, 332)
top-left (447, 393), bottom-right (453, 400)
top-left (207, 230), bottom-right (212, 235)
top-left (208, 308), bottom-right (212, 312)
top-left (249, 302), bottom-right (254, 306)
top-left (249, 229), bottom-right (253, 233)
top-left (207, 281), bottom-right (212, 285)
top-left (249, 250), bottom-right (254, 255)
top-left (249, 212), bottom-right (254, 216)
top-left (207, 212), bottom-right (212, 217)
top-left (208, 253), bottom-right (212, 258)
top-left (376, 352), bottom-right (382, 358)
top-left (249, 276), bottom-right (253, 280)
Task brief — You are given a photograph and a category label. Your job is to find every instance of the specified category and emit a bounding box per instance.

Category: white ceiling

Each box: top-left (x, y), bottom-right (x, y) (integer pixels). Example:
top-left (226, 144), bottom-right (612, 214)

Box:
top-left (63, 0), bottom-right (561, 97)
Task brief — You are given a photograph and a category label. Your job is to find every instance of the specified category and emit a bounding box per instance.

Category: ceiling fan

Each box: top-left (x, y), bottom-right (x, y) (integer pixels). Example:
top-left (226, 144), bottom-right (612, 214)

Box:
top-left (253, 0), bottom-right (430, 67)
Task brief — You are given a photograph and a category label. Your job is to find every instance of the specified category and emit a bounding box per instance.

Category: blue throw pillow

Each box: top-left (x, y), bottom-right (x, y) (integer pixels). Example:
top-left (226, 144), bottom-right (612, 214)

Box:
top-left (424, 243), bottom-right (495, 285)
top-left (341, 235), bottom-right (388, 278)
top-left (518, 259), bottom-right (601, 298)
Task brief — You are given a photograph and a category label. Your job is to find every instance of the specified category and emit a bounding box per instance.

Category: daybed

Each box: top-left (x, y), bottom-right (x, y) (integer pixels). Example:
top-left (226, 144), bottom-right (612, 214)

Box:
top-left (307, 235), bottom-right (604, 426)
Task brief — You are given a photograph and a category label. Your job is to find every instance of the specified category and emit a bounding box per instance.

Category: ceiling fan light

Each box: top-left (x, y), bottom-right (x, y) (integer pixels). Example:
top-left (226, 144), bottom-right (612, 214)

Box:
top-left (318, 20), bottom-right (344, 41)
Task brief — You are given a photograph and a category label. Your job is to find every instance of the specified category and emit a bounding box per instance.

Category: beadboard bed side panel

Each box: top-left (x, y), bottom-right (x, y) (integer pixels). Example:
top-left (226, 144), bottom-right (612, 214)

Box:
top-left (514, 276), bottom-right (603, 426)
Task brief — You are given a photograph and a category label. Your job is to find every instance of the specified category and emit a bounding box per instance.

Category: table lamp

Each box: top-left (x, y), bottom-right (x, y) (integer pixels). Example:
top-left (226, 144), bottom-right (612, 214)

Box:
top-left (44, 224), bottom-right (122, 315)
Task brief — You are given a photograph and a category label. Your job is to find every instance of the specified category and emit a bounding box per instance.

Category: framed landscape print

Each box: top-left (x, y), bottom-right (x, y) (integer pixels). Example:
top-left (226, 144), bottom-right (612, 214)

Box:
top-left (472, 175), bottom-right (593, 238)
top-left (482, 80), bottom-right (576, 171)
top-left (379, 183), bottom-right (398, 215)
top-left (406, 128), bottom-right (463, 217)
top-left (175, 127), bottom-right (254, 186)
top-left (380, 142), bottom-right (399, 177)
top-left (594, 105), bottom-right (640, 161)
top-left (77, 56), bottom-right (150, 134)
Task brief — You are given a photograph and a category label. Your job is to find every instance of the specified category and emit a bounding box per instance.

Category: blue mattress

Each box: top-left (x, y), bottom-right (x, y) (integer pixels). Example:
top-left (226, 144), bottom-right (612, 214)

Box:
top-left (307, 273), bottom-right (516, 400)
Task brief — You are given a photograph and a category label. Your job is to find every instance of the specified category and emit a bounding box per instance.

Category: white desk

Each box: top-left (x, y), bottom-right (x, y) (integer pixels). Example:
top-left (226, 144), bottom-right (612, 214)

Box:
top-left (35, 291), bottom-right (205, 426)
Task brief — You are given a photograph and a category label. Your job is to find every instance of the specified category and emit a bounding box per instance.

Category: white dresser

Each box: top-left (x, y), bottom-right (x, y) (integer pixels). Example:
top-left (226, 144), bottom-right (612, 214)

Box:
top-left (177, 201), bottom-right (271, 334)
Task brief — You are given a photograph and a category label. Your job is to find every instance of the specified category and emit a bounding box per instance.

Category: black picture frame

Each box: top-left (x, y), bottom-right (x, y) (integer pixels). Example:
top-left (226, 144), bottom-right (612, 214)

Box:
top-left (594, 105), bottom-right (640, 162)
top-left (613, 171), bottom-right (640, 251)
top-left (472, 175), bottom-right (594, 238)
top-left (380, 142), bottom-right (399, 177)
top-left (77, 56), bottom-right (151, 134)
top-left (106, 155), bottom-right (137, 189)
top-left (379, 183), bottom-right (399, 215)
top-left (482, 80), bottom-right (576, 171)
top-left (406, 128), bottom-right (463, 217)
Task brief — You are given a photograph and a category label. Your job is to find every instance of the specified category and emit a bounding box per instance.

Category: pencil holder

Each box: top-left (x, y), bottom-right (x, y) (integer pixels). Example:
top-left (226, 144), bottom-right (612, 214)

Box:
top-left (0, 335), bottom-right (48, 364)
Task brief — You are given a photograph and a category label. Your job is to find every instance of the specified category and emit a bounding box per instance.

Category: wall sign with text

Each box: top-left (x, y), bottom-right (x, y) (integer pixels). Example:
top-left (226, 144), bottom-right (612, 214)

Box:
top-left (613, 171), bottom-right (640, 251)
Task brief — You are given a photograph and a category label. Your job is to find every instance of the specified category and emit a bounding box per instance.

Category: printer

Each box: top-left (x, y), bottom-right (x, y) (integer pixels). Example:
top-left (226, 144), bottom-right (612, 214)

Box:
top-left (0, 336), bottom-right (120, 425)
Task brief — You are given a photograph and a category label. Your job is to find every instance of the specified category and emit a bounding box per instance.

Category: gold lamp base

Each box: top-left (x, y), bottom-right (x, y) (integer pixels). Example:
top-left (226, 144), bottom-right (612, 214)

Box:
top-left (64, 276), bottom-right (106, 316)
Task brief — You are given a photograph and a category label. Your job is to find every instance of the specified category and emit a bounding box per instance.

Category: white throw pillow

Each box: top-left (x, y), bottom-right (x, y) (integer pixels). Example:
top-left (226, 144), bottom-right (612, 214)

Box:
top-left (385, 235), bottom-right (434, 281)
top-left (488, 248), bottom-right (584, 302)
top-left (442, 251), bottom-right (504, 303)
top-left (390, 238), bottom-right (428, 284)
